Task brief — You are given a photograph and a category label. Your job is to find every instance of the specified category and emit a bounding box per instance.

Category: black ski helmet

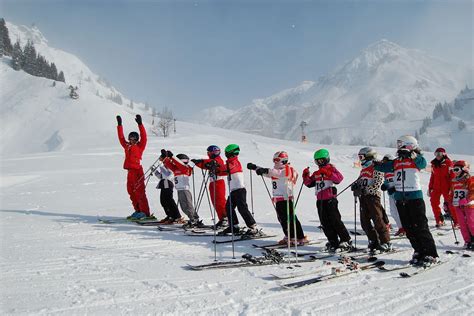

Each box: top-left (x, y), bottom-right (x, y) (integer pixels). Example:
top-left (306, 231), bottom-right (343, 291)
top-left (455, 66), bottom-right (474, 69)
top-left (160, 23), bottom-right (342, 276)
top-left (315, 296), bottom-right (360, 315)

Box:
top-left (176, 153), bottom-right (190, 164)
top-left (128, 131), bottom-right (139, 141)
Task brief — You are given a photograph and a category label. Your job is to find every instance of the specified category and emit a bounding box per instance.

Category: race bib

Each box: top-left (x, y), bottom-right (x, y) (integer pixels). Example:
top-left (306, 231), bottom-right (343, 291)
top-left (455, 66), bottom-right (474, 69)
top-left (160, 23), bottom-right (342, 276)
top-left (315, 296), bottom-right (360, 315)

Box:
top-left (452, 189), bottom-right (468, 206)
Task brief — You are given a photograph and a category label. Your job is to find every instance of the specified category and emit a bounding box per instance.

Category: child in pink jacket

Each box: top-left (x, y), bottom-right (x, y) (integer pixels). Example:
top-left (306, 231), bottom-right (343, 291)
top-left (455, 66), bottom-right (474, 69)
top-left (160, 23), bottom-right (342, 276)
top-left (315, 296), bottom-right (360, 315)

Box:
top-left (303, 148), bottom-right (352, 252)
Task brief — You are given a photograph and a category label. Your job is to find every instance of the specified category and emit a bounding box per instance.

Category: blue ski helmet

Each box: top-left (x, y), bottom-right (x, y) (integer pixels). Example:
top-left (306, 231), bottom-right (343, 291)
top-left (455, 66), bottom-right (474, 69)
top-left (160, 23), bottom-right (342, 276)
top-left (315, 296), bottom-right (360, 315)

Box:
top-left (207, 145), bottom-right (221, 158)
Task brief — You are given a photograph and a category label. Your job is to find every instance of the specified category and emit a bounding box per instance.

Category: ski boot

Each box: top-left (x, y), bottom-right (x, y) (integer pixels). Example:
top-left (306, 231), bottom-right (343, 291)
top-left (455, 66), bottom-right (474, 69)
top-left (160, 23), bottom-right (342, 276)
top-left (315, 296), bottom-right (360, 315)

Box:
top-left (218, 225), bottom-right (241, 236)
top-left (244, 224), bottom-right (262, 237)
top-left (409, 252), bottom-right (422, 266)
top-left (214, 217), bottom-right (228, 230)
top-left (377, 242), bottom-right (393, 253)
top-left (338, 240), bottom-right (353, 251)
top-left (421, 255), bottom-right (439, 267)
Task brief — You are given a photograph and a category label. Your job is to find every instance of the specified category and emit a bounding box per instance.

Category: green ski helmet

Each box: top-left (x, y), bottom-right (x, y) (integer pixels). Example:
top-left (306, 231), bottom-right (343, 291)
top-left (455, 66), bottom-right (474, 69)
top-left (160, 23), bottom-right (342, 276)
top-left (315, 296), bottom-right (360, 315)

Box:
top-left (225, 144), bottom-right (240, 157)
top-left (314, 148), bottom-right (330, 166)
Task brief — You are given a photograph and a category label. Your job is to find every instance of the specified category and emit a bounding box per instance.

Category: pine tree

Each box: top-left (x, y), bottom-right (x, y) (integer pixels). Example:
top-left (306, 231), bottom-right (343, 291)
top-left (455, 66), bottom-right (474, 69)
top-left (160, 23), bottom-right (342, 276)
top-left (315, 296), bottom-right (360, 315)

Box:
top-left (58, 71), bottom-right (65, 82)
top-left (11, 40), bottom-right (23, 70)
top-left (50, 62), bottom-right (58, 80)
top-left (22, 40), bottom-right (38, 75)
top-left (0, 18), bottom-right (13, 56)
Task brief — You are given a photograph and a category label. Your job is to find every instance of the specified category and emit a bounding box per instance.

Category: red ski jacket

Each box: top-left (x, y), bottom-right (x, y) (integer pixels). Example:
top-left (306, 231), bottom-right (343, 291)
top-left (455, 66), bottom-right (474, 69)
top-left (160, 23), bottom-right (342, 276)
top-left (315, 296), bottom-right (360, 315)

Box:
top-left (429, 157), bottom-right (454, 193)
top-left (194, 156), bottom-right (227, 181)
top-left (117, 124), bottom-right (147, 170)
top-left (163, 156), bottom-right (192, 176)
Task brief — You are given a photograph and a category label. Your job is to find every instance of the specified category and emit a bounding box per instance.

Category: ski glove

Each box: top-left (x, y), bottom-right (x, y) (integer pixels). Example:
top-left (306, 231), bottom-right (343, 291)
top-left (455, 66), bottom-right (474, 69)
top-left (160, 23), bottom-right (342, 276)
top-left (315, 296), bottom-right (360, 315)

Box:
top-left (135, 114), bottom-right (142, 125)
top-left (302, 167), bottom-right (310, 178)
top-left (256, 168), bottom-right (269, 176)
top-left (191, 159), bottom-right (203, 164)
top-left (247, 163), bottom-right (257, 170)
top-left (167, 150), bottom-right (173, 158)
top-left (381, 183), bottom-right (388, 191)
top-left (116, 115), bottom-right (122, 126)
top-left (160, 149), bottom-right (167, 159)
top-left (205, 161), bottom-right (219, 170)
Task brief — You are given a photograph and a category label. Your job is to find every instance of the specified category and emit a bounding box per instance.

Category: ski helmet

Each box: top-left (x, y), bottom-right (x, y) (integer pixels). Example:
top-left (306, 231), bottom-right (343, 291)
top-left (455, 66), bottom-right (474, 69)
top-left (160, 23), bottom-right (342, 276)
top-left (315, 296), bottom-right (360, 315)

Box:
top-left (358, 147), bottom-right (377, 167)
top-left (224, 144), bottom-right (240, 157)
top-left (314, 149), bottom-right (330, 166)
top-left (383, 153), bottom-right (395, 161)
top-left (273, 151), bottom-right (289, 165)
top-left (434, 147), bottom-right (446, 158)
top-left (207, 145), bottom-right (221, 158)
top-left (397, 135), bottom-right (418, 151)
top-left (453, 160), bottom-right (470, 174)
top-left (128, 131), bottom-right (139, 141)
top-left (176, 153), bottom-right (189, 164)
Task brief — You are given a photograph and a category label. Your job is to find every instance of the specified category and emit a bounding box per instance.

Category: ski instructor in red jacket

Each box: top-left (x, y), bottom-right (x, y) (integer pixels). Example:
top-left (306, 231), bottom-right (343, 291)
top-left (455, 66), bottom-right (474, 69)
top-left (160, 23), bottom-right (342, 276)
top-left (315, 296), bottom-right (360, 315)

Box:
top-left (116, 114), bottom-right (151, 220)
top-left (428, 147), bottom-right (457, 227)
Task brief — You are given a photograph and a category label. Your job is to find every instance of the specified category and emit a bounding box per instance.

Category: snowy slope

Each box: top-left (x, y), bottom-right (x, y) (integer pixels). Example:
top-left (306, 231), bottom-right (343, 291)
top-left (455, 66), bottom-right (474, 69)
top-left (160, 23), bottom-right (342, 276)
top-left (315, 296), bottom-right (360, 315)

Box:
top-left (5, 21), bottom-right (148, 111)
top-left (419, 88), bottom-right (474, 155)
top-left (202, 40), bottom-right (473, 149)
top-left (1, 118), bottom-right (473, 314)
top-left (0, 60), bottom-right (145, 155)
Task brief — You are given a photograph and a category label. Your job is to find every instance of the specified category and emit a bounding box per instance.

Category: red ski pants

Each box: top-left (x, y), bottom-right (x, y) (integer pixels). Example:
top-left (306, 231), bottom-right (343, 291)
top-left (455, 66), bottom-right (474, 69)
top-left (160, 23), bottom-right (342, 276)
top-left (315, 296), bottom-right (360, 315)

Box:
top-left (209, 179), bottom-right (227, 220)
top-left (430, 189), bottom-right (457, 224)
top-left (126, 168), bottom-right (150, 216)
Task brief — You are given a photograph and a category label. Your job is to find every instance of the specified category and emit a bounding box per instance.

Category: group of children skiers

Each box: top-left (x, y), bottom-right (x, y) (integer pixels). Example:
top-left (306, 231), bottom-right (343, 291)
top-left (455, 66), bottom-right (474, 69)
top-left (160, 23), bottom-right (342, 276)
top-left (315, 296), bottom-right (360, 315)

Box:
top-left (116, 115), bottom-right (473, 266)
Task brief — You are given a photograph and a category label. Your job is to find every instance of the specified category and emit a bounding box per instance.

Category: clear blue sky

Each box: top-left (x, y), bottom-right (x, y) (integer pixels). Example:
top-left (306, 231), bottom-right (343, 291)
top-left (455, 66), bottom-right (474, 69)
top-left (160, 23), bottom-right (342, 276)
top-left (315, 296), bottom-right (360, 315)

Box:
top-left (3, 0), bottom-right (473, 118)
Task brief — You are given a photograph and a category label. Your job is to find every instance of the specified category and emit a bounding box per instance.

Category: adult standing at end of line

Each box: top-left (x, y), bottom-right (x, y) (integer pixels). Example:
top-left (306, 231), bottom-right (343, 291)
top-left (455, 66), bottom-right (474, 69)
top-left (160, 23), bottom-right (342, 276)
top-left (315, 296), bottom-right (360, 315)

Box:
top-left (116, 114), bottom-right (152, 220)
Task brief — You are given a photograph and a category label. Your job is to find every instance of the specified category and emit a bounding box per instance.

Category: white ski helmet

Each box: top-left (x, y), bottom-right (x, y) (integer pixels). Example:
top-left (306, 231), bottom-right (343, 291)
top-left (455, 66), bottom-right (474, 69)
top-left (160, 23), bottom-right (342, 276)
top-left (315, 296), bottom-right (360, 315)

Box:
top-left (273, 151), bottom-right (289, 164)
top-left (397, 135), bottom-right (418, 151)
top-left (358, 147), bottom-right (377, 161)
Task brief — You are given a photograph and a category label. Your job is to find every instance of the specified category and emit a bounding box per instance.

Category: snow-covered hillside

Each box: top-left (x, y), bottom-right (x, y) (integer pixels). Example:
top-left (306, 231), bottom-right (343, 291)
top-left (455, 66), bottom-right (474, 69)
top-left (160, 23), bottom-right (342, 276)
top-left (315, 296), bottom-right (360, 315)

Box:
top-left (5, 21), bottom-right (149, 113)
top-left (419, 87), bottom-right (474, 154)
top-left (202, 40), bottom-right (473, 151)
top-left (1, 116), bottom-right (473, 314)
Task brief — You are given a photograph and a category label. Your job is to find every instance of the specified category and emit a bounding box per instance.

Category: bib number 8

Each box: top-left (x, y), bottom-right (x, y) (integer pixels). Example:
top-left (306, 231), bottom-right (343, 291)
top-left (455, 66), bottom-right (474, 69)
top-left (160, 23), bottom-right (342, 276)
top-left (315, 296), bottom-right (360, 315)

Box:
top-left (272, 181), bottom-right (277, 190)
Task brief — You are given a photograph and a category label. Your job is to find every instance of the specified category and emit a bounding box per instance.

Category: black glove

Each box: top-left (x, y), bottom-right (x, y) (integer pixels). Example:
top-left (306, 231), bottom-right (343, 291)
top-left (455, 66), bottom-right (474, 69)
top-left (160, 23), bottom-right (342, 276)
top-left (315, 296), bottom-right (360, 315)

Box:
top-left (116, 115), bottom-right (122, 126)
top-left (167, 150), bottom-right (173, 158)
top-left (191, 159), bottom-right (203, 164)
top-left (397, 149), bottom-right (411, 159)
top-left (160, 149), bottom-right (167, 159)
top-left (381, 183), bottom-right (388, 191)
top-left (351, 183), bottom-right (360, 191)
top-left (388, 187), bottom-right (396, 194)
top-left (135, 114), bottom-right (142, 125)
top-left (247, 163), bottom-right (257, 170)
top-left (256, 168), bottom-right (269, 176)
top-left (205, 160), bottom-right (219, 170)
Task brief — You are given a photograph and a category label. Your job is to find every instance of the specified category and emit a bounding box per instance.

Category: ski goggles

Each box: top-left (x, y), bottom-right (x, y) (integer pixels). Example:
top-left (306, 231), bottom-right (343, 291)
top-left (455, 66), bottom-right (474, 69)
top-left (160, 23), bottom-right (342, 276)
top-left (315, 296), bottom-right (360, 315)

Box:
top-left (435, 151), bottom-right (445, 157)
top-left (315, 158), bottom-right (326, 165)
top-left (452, 167), bottom-right (462, 173)
top-left (128, 137), bottom-right (138, 141)
top-left (358, 154), bottom-right (366, 161)
top-left (273, 158), bottom-right (288, 164)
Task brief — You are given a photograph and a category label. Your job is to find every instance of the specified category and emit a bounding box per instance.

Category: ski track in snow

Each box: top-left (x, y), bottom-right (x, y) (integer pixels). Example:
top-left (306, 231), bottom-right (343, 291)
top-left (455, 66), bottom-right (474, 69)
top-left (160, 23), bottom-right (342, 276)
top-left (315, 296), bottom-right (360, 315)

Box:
top-left (1, 133), bottom-right (473, 315)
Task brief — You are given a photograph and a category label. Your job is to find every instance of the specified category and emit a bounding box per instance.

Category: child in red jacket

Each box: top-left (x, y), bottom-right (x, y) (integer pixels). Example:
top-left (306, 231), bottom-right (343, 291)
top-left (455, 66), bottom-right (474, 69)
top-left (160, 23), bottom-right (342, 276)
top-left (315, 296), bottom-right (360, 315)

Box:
top-left (116, 115), bottom-right (151, 220)
top-left (220, 144), bottom-right (259, 236)
top-left (162, 150), bottom-right (203, 227)
top-left (192, 145), bottom-right (228, 228)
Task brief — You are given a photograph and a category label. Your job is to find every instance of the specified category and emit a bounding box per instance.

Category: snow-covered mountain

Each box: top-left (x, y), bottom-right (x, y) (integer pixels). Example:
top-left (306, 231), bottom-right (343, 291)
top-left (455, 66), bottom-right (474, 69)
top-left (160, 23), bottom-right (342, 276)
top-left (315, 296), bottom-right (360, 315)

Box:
top-left (202, 40), bottom-right (473, 151)
top-left (5, 22), bottom-right (130, 101)
top-left (0, 21), bottom-right (152, 155)
top-left (419, 87), bottom-right (474, 154)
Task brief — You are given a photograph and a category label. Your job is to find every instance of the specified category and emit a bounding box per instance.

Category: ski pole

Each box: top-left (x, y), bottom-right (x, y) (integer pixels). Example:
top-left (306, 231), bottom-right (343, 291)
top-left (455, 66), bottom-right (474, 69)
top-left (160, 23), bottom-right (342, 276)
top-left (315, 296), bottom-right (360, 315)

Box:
top-left (192, 167), bottom-right (196, 210)
top-left (132, 159), bottom-right (163, 192)
top-left (226, 162), bottom-right (236, 259)
top-left (199, 169), bottom-right (214, 220)
top-left (290, 180), bottom-right (298, 264)
top-left (294, 180), bottom-right (304, 209)
top-left (260, 175), bottom-right (277, 211)
top-left (194, 170), bottom-right (208, 214)
top-left (446, 206), bottom-right (460, 245)
top-left (354, 195), bottom-right (357, 251)
top-left (211, 166), bottom-right (219, 261)
top-left (336, 177), bottom-right (360, 198)
top-left (249, 169), bottom-right (255, 217)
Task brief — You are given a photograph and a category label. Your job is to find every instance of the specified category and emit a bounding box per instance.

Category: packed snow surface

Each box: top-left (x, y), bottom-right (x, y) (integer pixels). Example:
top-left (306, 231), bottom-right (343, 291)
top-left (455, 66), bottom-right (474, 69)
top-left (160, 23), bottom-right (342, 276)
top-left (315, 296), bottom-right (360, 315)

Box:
top-left (1, 120), bottom-right (473, 315)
